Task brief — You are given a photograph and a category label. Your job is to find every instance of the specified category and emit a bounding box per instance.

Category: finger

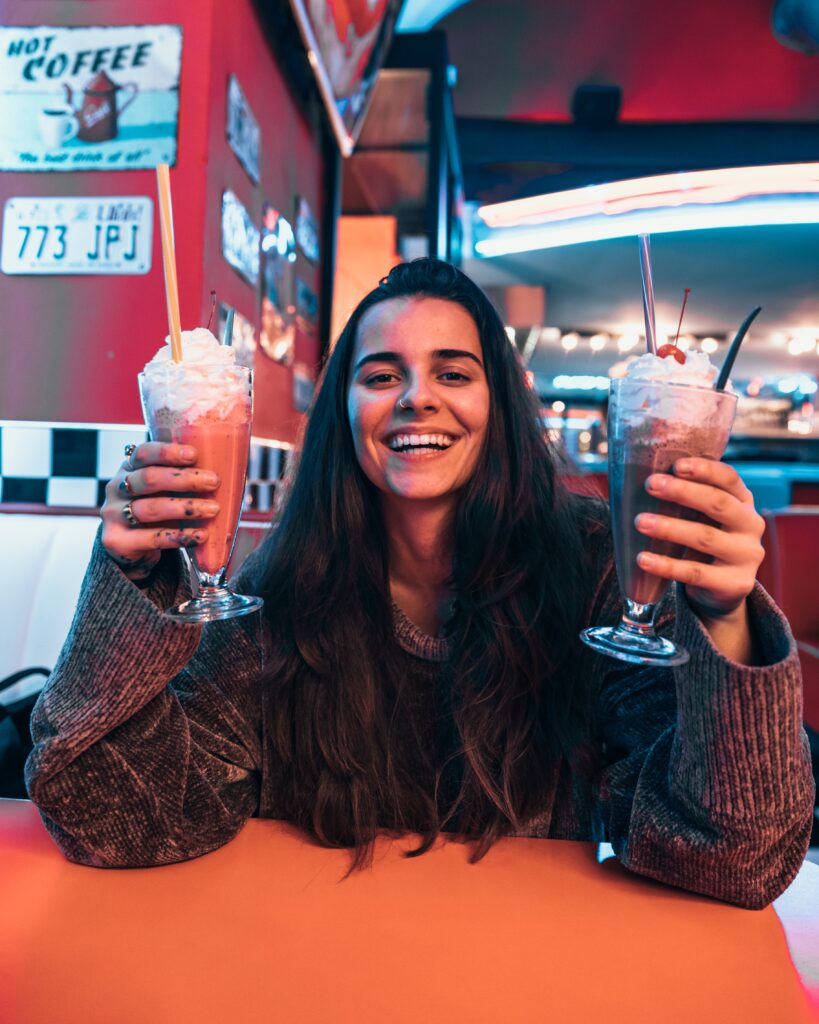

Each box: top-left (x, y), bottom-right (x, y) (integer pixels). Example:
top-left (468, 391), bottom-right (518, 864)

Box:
top-left (127, 442), bottom-right (198, 469)
top-left (646, 473), bottom-right (746, 529)
top-left (126, 497), bottom-right (220, 524)
top-left (672, 458), bottom-right (753, 504)
top-left (105, 525), bottom-right (208, 557)
top-left (635, 512), bottom-right (753, 564)
top-left (122, 466), bottom-right (220, 497)
top-left (635, 551), bottom-right (727, 592)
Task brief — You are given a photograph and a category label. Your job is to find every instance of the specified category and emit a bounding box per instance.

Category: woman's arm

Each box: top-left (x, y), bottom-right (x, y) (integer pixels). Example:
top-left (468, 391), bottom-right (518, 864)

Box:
top-left (25, 529), bottom-right (266, 868)
top-left (595, 578), bottom-right (814, 909)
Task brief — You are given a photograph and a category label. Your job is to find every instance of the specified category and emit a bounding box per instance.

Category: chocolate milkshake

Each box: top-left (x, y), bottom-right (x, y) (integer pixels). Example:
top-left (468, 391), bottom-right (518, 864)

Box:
top-left (582, 350), bottom-right (737, 665)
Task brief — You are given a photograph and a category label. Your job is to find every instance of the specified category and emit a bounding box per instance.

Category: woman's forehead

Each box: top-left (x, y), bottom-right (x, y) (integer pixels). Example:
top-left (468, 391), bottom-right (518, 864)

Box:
top-left (355, 296), bottom-right (481, 356)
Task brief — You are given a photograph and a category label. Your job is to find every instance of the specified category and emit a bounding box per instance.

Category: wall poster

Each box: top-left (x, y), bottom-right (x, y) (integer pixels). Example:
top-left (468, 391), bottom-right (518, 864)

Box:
top-left (221, 189), bottom-right (259, 287)
top-left (295, 196), bottom-right (319, 264)
top-left (226, 74), bottom-right (259, 184)
top-left (0, 25), bottom-right (182, 171)
top-left (260, 204), bottom-right (296, 365)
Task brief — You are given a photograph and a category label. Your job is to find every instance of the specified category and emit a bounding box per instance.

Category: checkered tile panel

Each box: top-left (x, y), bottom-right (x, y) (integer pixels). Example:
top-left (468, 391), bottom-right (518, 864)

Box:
top-left (0, 422), bottom-right (289, 511)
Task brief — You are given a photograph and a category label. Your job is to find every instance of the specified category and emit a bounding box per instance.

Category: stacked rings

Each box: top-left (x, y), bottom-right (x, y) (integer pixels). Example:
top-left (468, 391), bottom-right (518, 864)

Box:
top-left (124, 443), bottom-right (138, 469)
top-left (122, 502), bottom-right (140, 528)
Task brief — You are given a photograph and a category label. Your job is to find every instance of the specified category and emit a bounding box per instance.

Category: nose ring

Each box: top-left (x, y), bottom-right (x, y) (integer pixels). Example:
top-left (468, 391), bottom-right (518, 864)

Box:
top-left (398, 397), bottom-right (411, 411)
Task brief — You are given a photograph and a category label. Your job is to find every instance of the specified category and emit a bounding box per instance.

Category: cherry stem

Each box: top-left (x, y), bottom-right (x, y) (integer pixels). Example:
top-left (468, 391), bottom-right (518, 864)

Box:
top-left (673, 288), bottom-right (691, 347)
top-left (206, 289), bottom-right (217, 330)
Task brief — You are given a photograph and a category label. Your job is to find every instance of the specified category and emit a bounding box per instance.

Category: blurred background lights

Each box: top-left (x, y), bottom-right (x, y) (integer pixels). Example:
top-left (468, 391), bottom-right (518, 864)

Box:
top-left (561, 332), bottom-right (579, 351)
top-left (551, 400), bottom-right (566, 413)
top-left (589, 333), bottom-right (608, 351)
top-left (617, 332), bottom-right (641, 353)
top-left (701, 337), bottom-right (719, 354)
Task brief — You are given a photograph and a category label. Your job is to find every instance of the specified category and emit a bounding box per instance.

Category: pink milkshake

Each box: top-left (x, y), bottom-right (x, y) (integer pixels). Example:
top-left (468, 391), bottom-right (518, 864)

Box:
top-left (138, 328), bottom-right (262, 622)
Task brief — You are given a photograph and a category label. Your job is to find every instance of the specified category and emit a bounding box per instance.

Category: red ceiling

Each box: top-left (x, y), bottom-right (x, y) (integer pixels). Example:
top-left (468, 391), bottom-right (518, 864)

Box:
top-left (440, 0), bottom-right (819, 121)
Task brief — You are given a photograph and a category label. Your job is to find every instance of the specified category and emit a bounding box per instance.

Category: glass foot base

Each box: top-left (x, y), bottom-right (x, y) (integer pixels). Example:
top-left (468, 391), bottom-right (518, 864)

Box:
top-left (165, 588), bottom-right (264, 624)
top-left (580, 625), bottom-right (689, 667)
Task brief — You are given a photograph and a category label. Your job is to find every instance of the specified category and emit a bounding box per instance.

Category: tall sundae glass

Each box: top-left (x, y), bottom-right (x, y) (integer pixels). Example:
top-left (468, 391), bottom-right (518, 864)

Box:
top-left (581, 351), bottom-right (737, 666)
top-left (138, 328), bottom-right (264, 622)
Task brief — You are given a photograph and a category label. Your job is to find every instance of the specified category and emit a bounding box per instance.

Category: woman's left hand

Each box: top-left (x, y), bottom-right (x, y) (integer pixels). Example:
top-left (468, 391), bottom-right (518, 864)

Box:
top-left (634, 458), bottom-right (766, 618)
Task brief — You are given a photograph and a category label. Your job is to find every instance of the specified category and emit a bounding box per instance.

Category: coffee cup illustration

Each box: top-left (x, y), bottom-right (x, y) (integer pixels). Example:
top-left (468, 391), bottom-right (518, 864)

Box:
top-left (38, 106), bottom-right (79, 148)
top-left (63, 72), bottom-right (139, 143)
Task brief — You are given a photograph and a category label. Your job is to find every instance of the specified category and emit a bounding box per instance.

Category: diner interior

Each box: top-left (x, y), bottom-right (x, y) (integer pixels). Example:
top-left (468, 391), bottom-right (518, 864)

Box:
top-left (1, 0), bottom-right (818, 1019)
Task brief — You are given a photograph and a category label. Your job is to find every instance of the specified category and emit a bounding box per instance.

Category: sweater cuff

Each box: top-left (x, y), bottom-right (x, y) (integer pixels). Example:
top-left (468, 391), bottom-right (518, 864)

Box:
top-left (670, 580), bottom-right (807, 819)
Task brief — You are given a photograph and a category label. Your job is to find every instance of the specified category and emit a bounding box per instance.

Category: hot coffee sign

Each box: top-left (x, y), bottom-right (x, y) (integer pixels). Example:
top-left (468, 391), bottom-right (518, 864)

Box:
top-left (0, 25), bottom-right (182, 171)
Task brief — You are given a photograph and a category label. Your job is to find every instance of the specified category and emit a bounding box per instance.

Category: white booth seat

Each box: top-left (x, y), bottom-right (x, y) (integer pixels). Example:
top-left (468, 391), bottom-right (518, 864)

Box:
top-left (1, 513), bottom-right (100, 692)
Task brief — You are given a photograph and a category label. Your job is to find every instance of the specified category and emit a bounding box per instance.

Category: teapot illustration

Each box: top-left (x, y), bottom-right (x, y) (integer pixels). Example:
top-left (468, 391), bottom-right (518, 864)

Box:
top-left (63, 71), bottom-right (138, 144)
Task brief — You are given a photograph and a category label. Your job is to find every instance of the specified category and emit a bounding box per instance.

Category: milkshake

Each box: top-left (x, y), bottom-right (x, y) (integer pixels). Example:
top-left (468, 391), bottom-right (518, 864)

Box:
top-left (138, 329), bottom-right (263, 621)
top-left (581, 349), bottom-right (737, 665)
top-left (609, 351), bottom-right (737, 608)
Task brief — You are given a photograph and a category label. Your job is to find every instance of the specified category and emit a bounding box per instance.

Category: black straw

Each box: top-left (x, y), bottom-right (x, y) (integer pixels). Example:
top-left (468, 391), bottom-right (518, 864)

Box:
top-left (715, 306), bottom-right (762, 391)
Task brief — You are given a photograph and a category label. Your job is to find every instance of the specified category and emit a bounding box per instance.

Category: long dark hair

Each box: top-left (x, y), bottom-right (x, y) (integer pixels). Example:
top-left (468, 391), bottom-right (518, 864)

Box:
top-left (257, 258), bottom-right (606, 872)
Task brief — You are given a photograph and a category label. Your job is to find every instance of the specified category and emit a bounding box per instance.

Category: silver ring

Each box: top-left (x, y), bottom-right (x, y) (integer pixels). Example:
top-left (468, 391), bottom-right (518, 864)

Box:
top-left (121, 501), bottom-right (140, 528)
top-left (123, 443), bottom-right (138, 470)
top-left (398, 397), bottom-right (410, 410)
top-left (123, 473), bottom-right (134, 496)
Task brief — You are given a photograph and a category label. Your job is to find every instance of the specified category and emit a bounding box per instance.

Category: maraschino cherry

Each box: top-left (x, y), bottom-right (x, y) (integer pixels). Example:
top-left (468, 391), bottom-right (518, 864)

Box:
top-left (658, 287), bottom-right (691, 365)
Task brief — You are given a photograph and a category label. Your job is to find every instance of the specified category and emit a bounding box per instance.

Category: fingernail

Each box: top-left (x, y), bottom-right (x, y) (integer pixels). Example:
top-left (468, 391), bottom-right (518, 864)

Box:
top-left (636, 513), bottom-right (655, 528)
top-left (201, 472), bottom-right (220, 486)
top-left (647, 475), bottom-right (667, 490)
top-left (192, 530), bottom-right (207, 542)
top-left (201, 501), bottom-right (220, 514)
top-left (676, 459), bottom-right (693, 474)
top-left (180, 446), bottom-right (196, 460)
top-left (638, 552), bottom-right (655, 566)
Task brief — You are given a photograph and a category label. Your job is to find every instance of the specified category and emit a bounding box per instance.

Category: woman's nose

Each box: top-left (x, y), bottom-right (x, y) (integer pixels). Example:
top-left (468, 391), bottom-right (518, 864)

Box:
top-left (398, 378), bottom-right (438, 412)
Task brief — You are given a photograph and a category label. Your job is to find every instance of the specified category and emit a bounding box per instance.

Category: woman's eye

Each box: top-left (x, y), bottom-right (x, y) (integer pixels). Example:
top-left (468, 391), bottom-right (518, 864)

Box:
top-left (439, 370), bottom-right (469, 382)
top-left (365, 372), bottom-right (398, 385)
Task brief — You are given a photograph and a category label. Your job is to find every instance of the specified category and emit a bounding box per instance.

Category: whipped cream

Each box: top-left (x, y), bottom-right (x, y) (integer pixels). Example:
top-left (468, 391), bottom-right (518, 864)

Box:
top-left (614, 350), bottom-right (734, 429)
top-left (140, 328), bottom-right (249, 418)
top-left (625, 350), bottom-right (719, 387)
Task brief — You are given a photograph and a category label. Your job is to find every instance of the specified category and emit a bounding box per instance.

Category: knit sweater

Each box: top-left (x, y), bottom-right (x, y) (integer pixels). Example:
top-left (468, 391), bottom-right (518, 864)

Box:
top-left (25, 528), bottom-right (814, 909)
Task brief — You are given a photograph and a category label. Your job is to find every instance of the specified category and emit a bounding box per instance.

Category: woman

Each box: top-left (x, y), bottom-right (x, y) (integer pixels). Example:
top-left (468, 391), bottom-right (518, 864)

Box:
top-left (25, 259), bottom-right (813, 907)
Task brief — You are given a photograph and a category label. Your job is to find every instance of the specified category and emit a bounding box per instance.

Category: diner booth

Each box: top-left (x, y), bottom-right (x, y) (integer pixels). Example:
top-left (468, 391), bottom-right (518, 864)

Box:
top-left (1, 0), bottom-right (819, 1018)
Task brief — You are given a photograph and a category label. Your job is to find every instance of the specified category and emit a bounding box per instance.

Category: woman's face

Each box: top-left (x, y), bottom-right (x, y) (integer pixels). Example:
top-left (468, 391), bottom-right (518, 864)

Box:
top-left (347, 296), bottom-right (491, 505)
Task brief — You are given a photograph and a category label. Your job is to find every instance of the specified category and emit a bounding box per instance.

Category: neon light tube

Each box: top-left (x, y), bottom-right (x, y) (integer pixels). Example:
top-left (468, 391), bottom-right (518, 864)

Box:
top-left (474, 198), bottom-right (819, 257)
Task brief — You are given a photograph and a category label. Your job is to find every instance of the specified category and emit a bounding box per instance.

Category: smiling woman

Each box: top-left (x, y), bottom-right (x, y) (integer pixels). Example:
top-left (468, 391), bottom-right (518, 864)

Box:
top-left (24, 258), bottom-right (814, 910)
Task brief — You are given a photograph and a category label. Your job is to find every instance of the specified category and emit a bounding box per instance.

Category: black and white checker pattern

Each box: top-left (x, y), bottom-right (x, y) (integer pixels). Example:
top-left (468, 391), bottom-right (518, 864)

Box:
top-left (0, 422), bottom-right (289, 511)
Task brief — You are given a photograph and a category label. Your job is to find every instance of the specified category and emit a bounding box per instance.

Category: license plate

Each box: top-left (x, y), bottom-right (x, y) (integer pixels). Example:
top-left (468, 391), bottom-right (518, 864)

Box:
top-left (1, 196), bottom-right (153, 275)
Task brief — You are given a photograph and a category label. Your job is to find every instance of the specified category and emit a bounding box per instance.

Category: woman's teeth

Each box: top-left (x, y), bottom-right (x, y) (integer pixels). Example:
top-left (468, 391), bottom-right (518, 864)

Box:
top-left (388, 433), bottom-right (457, 453)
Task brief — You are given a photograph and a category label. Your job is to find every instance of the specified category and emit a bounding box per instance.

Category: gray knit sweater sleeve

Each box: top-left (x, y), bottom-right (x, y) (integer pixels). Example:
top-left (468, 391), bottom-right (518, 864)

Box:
top-left (25, 530), bottom-right (266, 867)
top-left (595, 565), bottom-right (814, 909)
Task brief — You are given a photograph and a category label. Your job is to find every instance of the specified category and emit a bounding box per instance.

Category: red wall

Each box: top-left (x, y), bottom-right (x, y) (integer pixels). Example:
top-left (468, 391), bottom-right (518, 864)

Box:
top-left (0, 0), bottom-right (323, 444)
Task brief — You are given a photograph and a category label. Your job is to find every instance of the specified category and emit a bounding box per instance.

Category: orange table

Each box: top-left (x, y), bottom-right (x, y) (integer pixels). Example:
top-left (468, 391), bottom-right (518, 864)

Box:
top-left (0, 798), bottom-right (817, 1024)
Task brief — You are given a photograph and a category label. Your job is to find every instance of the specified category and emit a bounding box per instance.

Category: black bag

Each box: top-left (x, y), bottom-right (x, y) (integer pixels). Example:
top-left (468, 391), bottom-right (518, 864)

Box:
top-left (0, 668), bottom-right (49, 798)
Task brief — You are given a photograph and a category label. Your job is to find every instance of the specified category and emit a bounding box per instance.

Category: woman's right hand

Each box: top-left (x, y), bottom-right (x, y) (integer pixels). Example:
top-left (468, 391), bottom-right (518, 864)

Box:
top-left (101, 442), bottom-right (221, 581)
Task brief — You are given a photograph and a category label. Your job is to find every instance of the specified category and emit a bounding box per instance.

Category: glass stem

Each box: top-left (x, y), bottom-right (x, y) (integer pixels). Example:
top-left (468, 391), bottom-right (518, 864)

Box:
top-left (197, 569), bottom-right (227, 589)
top-left (620, 598), bottom-right (659, 637)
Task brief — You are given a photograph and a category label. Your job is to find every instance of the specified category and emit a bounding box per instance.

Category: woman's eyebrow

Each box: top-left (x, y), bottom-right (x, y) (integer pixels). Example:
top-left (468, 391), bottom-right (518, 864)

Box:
top-left (353, 348), bottom-right (484, 373)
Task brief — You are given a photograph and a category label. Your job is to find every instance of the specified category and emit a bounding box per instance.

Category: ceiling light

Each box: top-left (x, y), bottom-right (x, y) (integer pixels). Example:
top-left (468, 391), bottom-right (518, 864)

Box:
top-left (551, 400), bottom-right (566, 413)
top-left (701, 338), bottom-right (719, 354)
top-left (561, 332), bottom-right (579, 351)
top-left (474, 198), bottom-right (819, 257)
top-left (770, 332), bottom-right (788, 347)
top-left (477, 163), bottom-right (819, 229)
top-left (589, 333), bottom-right (608, 351)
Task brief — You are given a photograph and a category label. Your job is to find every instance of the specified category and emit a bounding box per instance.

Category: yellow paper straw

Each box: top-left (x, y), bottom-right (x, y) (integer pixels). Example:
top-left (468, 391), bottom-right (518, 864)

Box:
top-left (156, 163), bottom-right (183, 363)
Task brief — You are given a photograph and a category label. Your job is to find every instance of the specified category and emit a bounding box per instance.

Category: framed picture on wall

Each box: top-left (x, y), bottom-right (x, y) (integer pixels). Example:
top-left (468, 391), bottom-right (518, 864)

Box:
top-left (226, 75), bottom-right (260, 184)
top-left (259, 204), bottom-right (297, 365)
